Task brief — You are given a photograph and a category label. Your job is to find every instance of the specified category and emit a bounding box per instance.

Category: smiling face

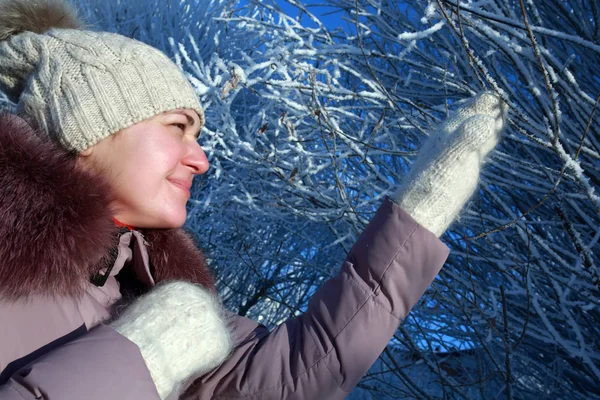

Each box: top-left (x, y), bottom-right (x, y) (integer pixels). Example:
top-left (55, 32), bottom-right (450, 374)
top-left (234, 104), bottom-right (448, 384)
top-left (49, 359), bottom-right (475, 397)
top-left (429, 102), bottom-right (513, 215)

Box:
top-left (78, 109), bottom-right (209, 229)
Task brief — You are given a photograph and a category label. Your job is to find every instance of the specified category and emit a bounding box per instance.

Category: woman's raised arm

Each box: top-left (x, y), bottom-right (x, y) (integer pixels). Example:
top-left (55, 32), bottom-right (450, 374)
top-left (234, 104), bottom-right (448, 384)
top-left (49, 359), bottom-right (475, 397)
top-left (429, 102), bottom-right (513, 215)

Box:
top-left (183, 92), bottom-right (506, 399)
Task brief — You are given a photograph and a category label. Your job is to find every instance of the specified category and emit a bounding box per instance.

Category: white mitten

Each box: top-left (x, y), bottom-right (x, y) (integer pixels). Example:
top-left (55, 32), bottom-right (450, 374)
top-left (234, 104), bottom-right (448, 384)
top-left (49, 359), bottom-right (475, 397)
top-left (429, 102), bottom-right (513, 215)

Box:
top-left (110, 281), bottom-right (232, 399)
top-left (393, 92), bottom-right (507, 236)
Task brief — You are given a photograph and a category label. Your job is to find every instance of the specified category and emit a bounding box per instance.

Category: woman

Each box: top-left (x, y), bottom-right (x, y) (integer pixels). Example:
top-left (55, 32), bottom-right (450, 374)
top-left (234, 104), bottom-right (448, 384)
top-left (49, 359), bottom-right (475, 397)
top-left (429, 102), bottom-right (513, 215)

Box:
top-left (0, 1), bottom-right (506, 399)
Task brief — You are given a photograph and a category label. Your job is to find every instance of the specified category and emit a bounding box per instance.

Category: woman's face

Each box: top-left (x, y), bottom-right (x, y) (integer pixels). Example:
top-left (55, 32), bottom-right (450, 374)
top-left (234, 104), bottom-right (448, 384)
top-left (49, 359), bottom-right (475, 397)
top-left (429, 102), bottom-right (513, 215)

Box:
top-left (79, 109), bottom-right (208, 228)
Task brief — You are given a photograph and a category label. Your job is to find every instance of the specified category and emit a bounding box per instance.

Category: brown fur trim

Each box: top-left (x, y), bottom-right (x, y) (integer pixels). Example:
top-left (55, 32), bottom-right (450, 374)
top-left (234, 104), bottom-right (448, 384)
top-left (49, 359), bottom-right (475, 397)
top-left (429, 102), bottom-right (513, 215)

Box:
top-left (0, 0), bottom-right (84, 41)
top-left (142, 229), bottom-right (215, 292)
top-left (0, 113), bottom-right (117, 299)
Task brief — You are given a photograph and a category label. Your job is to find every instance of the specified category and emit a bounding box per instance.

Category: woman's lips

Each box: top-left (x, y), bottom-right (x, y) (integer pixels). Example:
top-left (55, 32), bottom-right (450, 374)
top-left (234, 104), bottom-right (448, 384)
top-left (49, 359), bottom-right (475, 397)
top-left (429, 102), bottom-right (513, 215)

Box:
top-left (168, 178), bottom-right (192, 194)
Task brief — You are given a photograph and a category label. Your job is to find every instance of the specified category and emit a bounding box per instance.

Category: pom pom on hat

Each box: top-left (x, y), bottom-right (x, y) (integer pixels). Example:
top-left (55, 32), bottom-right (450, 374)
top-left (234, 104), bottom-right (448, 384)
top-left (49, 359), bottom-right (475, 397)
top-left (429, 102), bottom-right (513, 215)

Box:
top-left (0, 0), bottom-right (83, 41)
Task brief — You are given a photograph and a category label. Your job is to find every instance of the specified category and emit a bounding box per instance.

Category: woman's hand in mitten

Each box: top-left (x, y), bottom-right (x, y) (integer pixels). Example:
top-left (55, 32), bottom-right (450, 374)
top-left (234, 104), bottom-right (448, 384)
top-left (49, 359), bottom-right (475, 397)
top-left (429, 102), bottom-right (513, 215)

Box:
top-left (393, 92), bottom-right (507, 237)
top-left (110, 281), bottom-right (233, 399)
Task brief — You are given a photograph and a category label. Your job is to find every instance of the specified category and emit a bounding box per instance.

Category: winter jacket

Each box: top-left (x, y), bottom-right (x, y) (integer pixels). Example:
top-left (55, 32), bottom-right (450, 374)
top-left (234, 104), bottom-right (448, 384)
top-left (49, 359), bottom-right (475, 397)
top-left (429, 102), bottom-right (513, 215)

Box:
top-left (0, 114), bottom-right (449, 399)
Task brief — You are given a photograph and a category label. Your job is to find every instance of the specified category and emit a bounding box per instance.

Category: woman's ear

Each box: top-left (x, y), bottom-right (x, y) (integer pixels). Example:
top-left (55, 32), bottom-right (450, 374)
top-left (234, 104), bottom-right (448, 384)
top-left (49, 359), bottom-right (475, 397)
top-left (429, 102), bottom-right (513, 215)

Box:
top-left (76, 146), bottom-right (95, 172)
top-left (80, 146), bottom-right (93, 157)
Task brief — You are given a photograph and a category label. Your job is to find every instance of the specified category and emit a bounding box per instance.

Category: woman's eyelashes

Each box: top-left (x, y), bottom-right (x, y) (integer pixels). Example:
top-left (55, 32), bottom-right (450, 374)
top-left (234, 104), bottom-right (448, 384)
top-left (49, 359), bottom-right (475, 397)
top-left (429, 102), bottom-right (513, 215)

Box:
top-left (167, 117), bottom-right (200, 139)
top-left (171, 123), bottom-right (187, 132)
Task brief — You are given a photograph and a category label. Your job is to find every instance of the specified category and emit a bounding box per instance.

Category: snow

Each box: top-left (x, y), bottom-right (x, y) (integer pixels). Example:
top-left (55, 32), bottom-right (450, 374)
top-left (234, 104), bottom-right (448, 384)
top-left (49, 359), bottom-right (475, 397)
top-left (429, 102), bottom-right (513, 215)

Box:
top-left (397, 21), bottom-right (445, 41)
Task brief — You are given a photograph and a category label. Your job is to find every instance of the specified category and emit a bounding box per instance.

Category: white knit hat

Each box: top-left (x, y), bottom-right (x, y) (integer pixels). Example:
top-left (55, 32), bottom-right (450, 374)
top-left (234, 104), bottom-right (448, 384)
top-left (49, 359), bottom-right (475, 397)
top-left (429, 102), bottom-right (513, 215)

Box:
top-left (0, 0), bottom-right (203, 153)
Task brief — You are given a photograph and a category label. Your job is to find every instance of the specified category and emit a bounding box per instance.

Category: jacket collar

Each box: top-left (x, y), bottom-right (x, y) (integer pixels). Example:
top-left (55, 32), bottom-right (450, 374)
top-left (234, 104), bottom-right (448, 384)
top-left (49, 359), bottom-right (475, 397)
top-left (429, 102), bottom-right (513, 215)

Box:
top-left (0, 114), bottom-right (214, 300)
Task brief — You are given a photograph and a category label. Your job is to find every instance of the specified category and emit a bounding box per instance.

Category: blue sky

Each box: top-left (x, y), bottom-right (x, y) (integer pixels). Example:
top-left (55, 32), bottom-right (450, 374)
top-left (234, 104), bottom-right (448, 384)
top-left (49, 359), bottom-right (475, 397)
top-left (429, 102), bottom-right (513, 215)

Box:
top-left (275, 0), bottom-right (347, 30)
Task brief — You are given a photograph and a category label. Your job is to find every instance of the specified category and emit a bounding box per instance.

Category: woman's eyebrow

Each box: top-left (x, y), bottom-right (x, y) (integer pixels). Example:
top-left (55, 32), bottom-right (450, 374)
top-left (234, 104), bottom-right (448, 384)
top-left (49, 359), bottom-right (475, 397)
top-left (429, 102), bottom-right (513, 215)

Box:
top-left (171, 111), bottom-right (195, 126)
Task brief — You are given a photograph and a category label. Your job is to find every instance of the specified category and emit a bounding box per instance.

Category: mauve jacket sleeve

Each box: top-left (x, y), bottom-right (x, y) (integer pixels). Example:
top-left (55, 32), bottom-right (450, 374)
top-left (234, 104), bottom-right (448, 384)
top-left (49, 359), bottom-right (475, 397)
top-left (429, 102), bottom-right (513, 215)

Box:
top-left (0, 325), bottom-right (160, 400)
top-left (184, 198), bottom-right (450, 399)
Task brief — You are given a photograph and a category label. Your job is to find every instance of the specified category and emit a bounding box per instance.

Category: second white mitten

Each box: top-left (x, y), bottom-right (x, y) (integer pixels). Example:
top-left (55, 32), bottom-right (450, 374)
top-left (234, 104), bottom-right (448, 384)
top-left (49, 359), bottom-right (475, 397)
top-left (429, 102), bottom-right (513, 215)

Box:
top-left (110, 281), bottom-right (232, 399)
top-left (393, 92), bottom-right (507, 236)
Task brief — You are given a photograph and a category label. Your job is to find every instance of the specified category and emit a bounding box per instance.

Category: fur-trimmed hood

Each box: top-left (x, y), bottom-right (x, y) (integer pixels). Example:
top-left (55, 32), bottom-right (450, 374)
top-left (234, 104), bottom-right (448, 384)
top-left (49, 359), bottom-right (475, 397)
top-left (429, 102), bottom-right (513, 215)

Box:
top-left (0, 113), bottom-right (214, 299)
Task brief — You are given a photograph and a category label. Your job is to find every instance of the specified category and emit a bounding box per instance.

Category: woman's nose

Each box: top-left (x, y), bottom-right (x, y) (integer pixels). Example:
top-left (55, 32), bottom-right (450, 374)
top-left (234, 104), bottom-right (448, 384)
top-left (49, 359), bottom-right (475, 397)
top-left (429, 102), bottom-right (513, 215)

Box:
top-left (185, 141), bottom-right (209, 174)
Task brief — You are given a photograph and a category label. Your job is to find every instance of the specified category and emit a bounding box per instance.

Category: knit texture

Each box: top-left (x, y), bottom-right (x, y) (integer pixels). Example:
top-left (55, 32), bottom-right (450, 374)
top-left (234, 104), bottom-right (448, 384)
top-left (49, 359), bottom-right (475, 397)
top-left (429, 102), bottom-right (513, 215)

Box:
top-left (393, 92), bottom-right (507, 237)
top-left (0, 28), bottom-right (203, 152)
top-left (110, 281), bottom-right (232, 400)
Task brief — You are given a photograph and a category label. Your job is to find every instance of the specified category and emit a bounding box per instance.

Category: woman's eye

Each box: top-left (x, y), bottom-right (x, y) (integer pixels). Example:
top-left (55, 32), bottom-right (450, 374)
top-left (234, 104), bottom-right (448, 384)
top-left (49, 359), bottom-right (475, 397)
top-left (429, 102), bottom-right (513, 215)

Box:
top-left (172, 123), bottom-right (186, 131)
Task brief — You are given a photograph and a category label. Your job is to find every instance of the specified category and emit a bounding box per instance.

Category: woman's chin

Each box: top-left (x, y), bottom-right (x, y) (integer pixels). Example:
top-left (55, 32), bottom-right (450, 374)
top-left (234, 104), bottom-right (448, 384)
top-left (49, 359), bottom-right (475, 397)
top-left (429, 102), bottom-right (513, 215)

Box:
top-left (157, 210), bottom-right (188, 229)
